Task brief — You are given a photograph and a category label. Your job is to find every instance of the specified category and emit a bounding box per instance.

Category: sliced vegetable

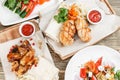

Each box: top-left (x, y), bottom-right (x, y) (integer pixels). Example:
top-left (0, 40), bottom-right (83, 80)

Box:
top-left (94, 57), bottom-right (103, 74)
top-left (4, 0), bottom-right (50, 18)
top-left (25, 1), bottom-right (36, 17)
top-left (21, 3), bottom-right (27, 11)
top-left (20, 10), bottom-right (27, 18)
top-left (80, 67), bottom-right (87, 78)
top-left (91, 75), bottom-right (96, 80)
top-left (15, 8), bottom-right (21, 14)
top-left (68, 4), bottom-right (79, 20)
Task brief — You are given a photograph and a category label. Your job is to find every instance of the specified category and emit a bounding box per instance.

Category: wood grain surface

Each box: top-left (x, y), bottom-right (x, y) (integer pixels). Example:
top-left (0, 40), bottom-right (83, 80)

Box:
top-left (0, 0), bottom-right (120, 80)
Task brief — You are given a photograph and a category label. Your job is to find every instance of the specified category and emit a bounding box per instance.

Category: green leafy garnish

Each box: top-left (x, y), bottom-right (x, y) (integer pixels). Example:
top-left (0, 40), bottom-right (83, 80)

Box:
top-left (4, 0), bottom-right (9, 7)
top-left (111, 67), bottom-right (115, 72)
top-left (115, 70), bottom-right (120, 80)
top-left (54, 8), bottom-right (68, 23)
top-left (23, 0), bottom-right (29, 4)
top-left (8, 0), bottom-right (17, 10)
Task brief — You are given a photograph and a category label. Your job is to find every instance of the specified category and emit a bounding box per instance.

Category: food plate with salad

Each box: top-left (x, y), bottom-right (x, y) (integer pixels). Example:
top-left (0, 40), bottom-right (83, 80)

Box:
top-left (0, 0), bottom-right (62, 26)
top-left (65, 45), bottom-right (120, 80)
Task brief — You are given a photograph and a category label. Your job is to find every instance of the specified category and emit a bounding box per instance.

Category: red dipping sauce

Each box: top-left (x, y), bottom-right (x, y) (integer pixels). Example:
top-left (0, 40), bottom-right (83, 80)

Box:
top-left (22, 24), bottom-right (34, 36)
top-left (88, 10), bottom-right (101, 23)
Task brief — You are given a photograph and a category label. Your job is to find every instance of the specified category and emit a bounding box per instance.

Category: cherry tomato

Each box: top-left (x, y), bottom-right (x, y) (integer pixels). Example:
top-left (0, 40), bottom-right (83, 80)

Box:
top-left (80, 67), bottom-right (87, 78)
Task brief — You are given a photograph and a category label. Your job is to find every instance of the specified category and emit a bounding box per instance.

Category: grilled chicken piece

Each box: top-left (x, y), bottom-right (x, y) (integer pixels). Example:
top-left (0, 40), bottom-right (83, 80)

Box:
top-left (20, 40), bottom-right (33, 50)
top-left (11, 61), bottom-right (19, 71)
top-left (7, 40), bottom-right (38, 76)
top-left (7, 53), bottom-right (21, 62)
top-left (75, 17), bottom-right (91, 42)
top-left (20, 50), bottom-right (34, 66)
top-left (27, 57), bottom-right (39, 67)
top-left (59, 20), bottom-right (76, 46)
top-left (18, 47), bottom-right (28, 56)
top-left (16, 65), bottom-right (29, 76)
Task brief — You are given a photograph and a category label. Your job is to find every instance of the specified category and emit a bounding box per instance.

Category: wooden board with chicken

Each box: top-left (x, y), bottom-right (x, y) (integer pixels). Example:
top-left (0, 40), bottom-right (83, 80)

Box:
top-left (45, 3), bottom-right (91, 44)
top-left (45, 0), bottom-right (120, 60)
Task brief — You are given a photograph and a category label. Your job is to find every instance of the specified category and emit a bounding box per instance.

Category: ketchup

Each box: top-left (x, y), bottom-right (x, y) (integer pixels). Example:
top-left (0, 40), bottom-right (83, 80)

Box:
top-left (88, 10), bottom-right (101, 23)
top-left (22, 24), bottom-right (34, 36)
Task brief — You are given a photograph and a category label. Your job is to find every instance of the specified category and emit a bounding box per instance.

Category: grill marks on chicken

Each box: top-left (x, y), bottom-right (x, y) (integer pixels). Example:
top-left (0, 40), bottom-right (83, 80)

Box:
top-left (59, 4), bottom-right (91, 46)
top-left (75, 17), bottom-right (91, 42)
top-left (7, 40), bottom-right (38, 76)
top-left (59, 20), bottom-right (76, 46)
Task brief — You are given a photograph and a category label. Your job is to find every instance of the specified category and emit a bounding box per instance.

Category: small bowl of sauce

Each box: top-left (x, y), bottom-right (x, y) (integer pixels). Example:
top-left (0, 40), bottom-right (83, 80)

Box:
top-left (19, 22), bottom-right (35, 38)
top-left (87, 8), bottom-right (104, 24)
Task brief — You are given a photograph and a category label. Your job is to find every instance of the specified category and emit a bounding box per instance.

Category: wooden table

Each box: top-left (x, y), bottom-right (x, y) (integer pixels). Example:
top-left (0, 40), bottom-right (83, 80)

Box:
top-left (0, 0), bottom-right (120, 80)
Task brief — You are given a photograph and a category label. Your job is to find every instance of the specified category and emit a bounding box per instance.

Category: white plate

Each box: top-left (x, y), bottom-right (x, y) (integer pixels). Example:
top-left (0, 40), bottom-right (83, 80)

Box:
top-left (65, 45), bottom-right (120, 80)
top-left (0, 0), bottom-right (63, 26)
top-left (0, 31), bottom-right (59, 80)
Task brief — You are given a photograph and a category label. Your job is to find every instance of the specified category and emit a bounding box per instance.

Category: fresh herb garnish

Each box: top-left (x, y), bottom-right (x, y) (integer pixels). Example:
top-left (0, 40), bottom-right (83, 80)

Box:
top-left (115, 70), bottom-right (120, 80)
top-left (54, 8), bottom-right (68, 23)
top-left (8, 0), bottom-right (17, 10)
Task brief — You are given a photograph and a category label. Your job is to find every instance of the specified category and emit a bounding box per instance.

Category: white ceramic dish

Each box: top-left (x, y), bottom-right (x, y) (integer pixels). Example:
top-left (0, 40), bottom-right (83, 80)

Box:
top-left (0, 0), bottom-right (63, 26)
top-left (19, 22), bottom-right (35, 38)
top-left (87, 8), bottom-right (104, 24)
top-left (65, 45), bottom-right (120, 80)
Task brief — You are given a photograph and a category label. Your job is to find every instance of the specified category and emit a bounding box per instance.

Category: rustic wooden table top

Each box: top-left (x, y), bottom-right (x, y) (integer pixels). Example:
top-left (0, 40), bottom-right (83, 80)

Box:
top-left (0, 0), bottom-right (120, 80)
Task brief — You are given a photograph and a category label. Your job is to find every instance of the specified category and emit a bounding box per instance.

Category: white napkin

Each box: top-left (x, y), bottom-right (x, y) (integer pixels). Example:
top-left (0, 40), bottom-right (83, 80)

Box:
top-left (39, 0), bottom-right (63, 31)
top-left (26, 56), bottom-right (59, 80)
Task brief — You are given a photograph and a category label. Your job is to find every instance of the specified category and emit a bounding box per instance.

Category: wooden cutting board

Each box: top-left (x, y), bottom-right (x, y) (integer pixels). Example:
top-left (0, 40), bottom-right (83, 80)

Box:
top-left (46, 0), bottom-right (118, 60)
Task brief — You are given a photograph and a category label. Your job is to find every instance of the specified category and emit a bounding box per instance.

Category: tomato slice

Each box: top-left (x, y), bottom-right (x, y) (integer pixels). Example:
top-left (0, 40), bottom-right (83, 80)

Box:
top-left (95, 57), bottom-right (102, 66)
top-left (94, 57), bottom-right (103, 74)
top-left (91, 75), bottom-right (96, 80)
top-left (80, 67), bottom-right (87, 78)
